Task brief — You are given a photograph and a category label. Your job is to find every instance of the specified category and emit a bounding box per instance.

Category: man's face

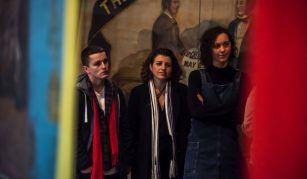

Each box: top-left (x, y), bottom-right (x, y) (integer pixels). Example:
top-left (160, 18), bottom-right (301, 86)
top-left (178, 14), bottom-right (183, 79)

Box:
top-left (169, 0), bottom-right (180, 17)
top-left (237, 0), bottom-right (247, 16)
top-left (83, 51), bottom-right (109, 81)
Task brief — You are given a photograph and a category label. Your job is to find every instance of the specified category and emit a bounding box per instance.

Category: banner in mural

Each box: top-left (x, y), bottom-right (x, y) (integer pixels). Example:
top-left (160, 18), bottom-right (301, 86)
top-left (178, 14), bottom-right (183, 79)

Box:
top-left (88, 0), bottom-right (135, 61)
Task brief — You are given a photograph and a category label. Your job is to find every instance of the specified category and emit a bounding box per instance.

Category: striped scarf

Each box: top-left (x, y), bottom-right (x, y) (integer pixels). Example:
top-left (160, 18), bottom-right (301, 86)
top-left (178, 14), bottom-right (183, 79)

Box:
top-left (149, 80), bottom-right (176, 179)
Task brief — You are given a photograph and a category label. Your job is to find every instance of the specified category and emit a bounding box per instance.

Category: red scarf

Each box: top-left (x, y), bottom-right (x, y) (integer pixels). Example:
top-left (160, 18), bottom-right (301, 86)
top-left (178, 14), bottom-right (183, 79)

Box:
top-left (109, 97), bottom-right (119, 167)
top-left (91, 96), bottom-right (118, 179)
top-left (91, 96), bottom-right (103, 179)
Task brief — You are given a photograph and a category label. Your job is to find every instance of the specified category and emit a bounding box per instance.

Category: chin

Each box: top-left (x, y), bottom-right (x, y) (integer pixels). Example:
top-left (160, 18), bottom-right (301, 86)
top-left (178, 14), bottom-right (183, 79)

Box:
top-left (157, 77), bottom-right (167, 81)
top-left (217, 59), bottom-right (228, 64)
top-left (99, 75), bottom-right (109, 79)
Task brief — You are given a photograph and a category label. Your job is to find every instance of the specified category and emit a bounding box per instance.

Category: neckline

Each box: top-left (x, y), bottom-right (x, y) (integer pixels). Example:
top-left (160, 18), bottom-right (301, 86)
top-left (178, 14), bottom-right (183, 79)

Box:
top-left (156, 84), bottom-right (166, 99)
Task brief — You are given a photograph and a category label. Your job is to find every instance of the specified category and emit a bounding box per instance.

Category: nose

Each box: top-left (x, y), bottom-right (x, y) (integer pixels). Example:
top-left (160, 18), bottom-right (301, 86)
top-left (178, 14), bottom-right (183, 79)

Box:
top-left (161, 64), bottom-right (167, 70)
top-left (220, 46), bottom-right (226, 52)
top-left (100, 62), bottom-right (107, 69)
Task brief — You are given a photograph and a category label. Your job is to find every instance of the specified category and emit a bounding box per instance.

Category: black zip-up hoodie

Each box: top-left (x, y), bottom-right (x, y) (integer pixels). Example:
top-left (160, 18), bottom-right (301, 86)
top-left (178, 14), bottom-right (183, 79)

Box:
top-left (76, 73), bottom-right (127, 178)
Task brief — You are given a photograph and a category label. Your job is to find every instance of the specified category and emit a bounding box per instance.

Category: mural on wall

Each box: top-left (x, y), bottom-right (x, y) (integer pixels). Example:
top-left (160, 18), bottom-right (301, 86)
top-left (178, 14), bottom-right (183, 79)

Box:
top-left (81, 0), bottom-right (250, 97)
top-left (87, 0), bottom-right (135, 65)
top-left (228, 0), bottom-right (254, 73)
top-left (152, 0), bottom-right (185, 57)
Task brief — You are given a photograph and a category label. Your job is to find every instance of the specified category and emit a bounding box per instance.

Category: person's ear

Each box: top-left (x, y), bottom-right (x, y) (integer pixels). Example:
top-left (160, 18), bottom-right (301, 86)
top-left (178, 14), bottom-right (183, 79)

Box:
top-left (83, 66), bottom-right (90, 74)
top-left (149, 64), bottom-right (153, 72)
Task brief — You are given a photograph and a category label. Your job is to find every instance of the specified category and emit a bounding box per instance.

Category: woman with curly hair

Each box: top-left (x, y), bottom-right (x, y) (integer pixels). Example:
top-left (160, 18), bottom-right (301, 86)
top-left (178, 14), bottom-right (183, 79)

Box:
top-left (183, 26), bottom-right (251, 179)
top-left (125, 48), bottom-right (190, 179)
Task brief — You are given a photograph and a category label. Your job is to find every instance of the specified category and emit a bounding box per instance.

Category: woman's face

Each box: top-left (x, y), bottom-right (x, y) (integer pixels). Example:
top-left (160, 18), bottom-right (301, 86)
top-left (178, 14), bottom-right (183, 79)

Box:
top-left (150, 54), bottom-right (173, 82)
top-left (169, 0), bottom-right (180, 17)
top-left (212, 33), bottom-right (231, 68)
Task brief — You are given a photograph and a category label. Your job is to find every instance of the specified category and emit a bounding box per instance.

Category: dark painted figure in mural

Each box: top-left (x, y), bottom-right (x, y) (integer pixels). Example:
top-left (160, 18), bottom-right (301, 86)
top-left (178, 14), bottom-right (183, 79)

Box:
top-left (152, 0), bottom-right (185, 57)
top-left (228, 0), bottom-right (253, 72)
top-left (125, 48), bottom-right (190, 179)
top-left (184, 27), bottom-right (251, 179)
top-left (76, 46), bottom-right (127, 179)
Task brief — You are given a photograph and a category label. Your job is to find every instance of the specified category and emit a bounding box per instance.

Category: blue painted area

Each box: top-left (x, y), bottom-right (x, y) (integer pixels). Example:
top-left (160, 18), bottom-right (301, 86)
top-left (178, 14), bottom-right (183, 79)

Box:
top-left (28, 0), bottom-right (63, 178)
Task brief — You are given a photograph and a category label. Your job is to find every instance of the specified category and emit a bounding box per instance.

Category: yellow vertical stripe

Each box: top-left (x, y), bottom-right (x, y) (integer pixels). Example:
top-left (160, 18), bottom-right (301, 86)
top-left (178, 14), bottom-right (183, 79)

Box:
top-left (56, 0), bottom-right (80, 178)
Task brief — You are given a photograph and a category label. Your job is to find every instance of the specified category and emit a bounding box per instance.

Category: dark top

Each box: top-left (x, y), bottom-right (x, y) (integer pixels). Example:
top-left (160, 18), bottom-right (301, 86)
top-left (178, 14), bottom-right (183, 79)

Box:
top-left (188, 65), bottom-right (251, 127)
top-left (158, 104), bottom-right (172, 154)
top-left (158, 105), bottom-right (173, 179)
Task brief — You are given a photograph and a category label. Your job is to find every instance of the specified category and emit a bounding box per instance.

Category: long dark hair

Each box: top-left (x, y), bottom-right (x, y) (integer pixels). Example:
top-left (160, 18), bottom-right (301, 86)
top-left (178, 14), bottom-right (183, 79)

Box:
top-left (141, 48), bottom-right (183, 82)
top-left (200, 26), bottom-right (236, 67)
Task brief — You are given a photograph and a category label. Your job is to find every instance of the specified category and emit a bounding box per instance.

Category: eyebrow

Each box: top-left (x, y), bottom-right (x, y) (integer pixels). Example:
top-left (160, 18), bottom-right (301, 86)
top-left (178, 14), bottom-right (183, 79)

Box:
top-left (215, 41), bottom-right (230, 44)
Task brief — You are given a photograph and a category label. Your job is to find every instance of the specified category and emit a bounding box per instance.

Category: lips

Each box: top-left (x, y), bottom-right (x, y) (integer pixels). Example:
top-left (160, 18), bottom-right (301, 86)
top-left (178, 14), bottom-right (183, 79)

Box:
top-left (218, 53), bottom-right (229, 58)
top-left (99, 71), bottom-right (109, 75)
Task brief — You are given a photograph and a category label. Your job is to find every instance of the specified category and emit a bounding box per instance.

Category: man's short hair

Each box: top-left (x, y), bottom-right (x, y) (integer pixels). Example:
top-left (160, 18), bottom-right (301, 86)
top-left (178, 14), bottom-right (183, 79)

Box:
top-left (81, 46), bottom-right (105, 66)
top-left (161, 0), bottom-right (172, 11)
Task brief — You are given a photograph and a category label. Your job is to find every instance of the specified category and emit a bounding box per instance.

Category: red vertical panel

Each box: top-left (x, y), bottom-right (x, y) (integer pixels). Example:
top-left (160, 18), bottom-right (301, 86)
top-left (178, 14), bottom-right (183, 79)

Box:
top-left (252, 1), bottom-right (307, 179)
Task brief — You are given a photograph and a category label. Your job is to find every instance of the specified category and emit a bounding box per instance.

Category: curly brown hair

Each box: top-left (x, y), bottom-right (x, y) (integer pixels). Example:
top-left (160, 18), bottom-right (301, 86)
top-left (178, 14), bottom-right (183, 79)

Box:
top-left (140, 48), bottom-right (183, 83)
top-left (200, 26), bottom-right (237, 68)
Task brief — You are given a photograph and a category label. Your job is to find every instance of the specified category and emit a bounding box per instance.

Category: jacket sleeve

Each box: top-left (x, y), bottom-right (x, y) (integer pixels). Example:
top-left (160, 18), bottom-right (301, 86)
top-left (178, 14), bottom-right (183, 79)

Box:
top-left (117, 88), bottom-right (127, 125)
top-left (176, 84), bottom-right (191, 178)
top-left (122, 87), bottom-right (140, 169)
top-left (116, 88), bottom-right (130, 176)
top-left (76, 90), bottom-right (92, 170)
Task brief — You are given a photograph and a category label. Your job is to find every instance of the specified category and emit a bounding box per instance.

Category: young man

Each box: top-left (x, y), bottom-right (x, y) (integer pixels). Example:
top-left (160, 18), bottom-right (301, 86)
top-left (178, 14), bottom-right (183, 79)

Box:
top-left (76, 46), bottom-right (127, 179)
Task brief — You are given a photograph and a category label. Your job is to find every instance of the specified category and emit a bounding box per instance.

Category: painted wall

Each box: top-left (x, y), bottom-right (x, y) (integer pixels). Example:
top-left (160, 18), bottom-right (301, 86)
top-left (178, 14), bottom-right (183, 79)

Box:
top-left (80, 0), bottom-right (238, 97)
